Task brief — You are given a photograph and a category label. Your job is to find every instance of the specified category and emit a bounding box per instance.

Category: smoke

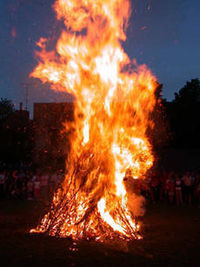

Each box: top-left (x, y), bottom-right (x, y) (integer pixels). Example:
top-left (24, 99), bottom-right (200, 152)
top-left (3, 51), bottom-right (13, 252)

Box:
top-left (127, 193), bottom-right (146, 217)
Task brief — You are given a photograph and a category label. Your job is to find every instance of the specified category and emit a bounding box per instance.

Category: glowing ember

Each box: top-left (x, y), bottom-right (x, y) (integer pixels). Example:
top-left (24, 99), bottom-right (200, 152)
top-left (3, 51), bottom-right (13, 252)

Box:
top-left (30, 0), bottom-right (157, 240)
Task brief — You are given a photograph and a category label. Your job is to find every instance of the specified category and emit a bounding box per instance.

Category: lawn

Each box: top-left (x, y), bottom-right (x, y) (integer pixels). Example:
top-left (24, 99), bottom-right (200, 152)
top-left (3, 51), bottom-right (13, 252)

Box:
top-left (0, 200), bottom-right (200, 266)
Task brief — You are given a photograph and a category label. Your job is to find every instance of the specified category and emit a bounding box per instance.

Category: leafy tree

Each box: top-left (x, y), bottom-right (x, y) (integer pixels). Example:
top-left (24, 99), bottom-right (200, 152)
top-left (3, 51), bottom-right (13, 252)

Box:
top-left (174, 79), bottom-right (200, 105)
top-left (166, 78), bottom-right (200, 148)
top-left (0, 98), bottom-right (15, 120)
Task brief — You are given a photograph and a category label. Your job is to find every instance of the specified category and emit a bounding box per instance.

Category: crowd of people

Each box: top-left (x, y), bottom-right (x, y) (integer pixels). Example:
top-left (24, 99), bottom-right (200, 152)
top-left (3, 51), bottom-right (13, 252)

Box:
top-left (140, 170), bottom-right (200, 206)
top-left (0, 169), bottom-right (64, 201)
top-left (0, 168), bottom-right (200, 207)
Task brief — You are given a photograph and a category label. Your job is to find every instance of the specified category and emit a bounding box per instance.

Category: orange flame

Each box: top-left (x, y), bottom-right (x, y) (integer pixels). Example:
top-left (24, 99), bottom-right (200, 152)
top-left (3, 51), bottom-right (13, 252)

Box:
top-left (30, 0), bottom-right (157, 240)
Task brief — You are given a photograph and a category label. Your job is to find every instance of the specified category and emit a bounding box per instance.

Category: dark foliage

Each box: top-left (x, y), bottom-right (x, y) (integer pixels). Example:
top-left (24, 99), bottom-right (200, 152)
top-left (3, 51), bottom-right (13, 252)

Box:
top-left (174, 79), bottom-right (200, 104)
top-left (164, 78), bottom-right (200, 148)
top-left (0, 98), bottom-right (15, 120)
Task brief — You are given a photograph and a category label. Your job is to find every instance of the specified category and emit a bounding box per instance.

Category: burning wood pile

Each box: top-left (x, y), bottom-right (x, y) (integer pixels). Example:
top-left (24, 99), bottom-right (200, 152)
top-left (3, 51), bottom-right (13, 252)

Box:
top-left (30, 0), bottom-right (157, 241)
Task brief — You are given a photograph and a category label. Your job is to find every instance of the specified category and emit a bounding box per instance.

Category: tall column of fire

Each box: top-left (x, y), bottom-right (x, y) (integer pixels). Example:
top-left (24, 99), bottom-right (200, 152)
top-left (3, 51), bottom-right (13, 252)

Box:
top-left (30, 0), bottom-right (157, 240)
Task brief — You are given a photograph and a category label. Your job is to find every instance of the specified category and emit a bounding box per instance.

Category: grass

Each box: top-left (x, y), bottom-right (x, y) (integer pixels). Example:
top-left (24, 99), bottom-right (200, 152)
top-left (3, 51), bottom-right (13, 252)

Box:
top-left (0, 199), bottom-right (200, 266)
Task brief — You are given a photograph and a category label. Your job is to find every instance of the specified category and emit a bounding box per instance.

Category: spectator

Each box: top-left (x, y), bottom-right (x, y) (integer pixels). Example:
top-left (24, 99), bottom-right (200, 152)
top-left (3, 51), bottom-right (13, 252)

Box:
top-left (166, 173), bottom-right (175, 204)
top-left (182, 172), bottom-right (193, 204)
top-left (175, 174), bottom-right (183, 206)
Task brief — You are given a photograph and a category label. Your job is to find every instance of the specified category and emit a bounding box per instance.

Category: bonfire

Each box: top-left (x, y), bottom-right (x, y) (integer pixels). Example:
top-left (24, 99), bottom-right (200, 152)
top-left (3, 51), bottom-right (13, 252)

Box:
top-left (30, 0), bottom-right (157, 241)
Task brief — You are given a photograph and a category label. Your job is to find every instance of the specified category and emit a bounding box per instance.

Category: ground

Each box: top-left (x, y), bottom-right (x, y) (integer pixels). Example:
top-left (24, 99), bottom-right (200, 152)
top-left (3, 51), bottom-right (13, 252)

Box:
top-left (0, 200), bottom-right (200, 266)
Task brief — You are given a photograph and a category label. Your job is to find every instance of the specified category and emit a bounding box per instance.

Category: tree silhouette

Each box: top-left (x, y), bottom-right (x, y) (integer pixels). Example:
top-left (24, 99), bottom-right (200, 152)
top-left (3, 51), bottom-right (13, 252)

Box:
top-left (165, 78), bottom-right (200, 148)
top-left (174, 79), bottom-right (200, 104)
top-left (0, 98), bottom-right (15, 120)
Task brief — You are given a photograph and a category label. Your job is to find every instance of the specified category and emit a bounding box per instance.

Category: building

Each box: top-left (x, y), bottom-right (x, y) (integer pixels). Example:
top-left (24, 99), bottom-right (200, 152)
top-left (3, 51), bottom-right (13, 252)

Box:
top-left (0, 102), bottom-right (32, 166)
top-left (33, 102), bottom-right (74, 172)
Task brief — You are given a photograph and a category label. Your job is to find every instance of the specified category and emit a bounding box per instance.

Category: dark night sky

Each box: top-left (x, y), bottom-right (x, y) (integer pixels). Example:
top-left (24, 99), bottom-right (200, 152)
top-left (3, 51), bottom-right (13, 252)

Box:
top-left (0, 0), bottom-right (199, 113)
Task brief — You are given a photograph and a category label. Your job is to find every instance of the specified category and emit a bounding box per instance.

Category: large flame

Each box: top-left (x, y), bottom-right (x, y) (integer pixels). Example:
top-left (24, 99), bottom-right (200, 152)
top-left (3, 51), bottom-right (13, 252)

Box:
top-left (30, 0), bottom-right (157, 240)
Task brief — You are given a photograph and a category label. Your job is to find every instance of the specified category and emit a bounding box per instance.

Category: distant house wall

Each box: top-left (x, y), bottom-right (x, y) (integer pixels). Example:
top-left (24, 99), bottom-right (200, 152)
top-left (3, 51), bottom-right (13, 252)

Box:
top-left (33, 102), bottom-right (74, 172)
top-left (0, 109), bottom-right (32, 164)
